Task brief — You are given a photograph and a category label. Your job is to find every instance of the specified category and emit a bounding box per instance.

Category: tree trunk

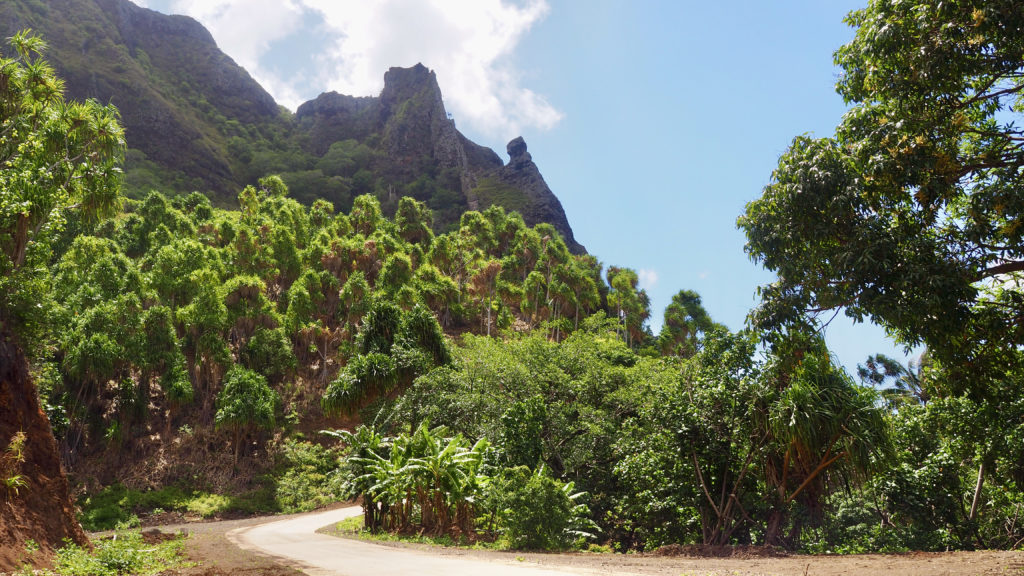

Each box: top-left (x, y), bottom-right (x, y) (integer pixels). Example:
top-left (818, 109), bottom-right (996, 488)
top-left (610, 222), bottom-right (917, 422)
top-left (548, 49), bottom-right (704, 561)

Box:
top-left (969, 460), bottom-right (986, 522)
top-left (764, 509), bottom-right (786, 548)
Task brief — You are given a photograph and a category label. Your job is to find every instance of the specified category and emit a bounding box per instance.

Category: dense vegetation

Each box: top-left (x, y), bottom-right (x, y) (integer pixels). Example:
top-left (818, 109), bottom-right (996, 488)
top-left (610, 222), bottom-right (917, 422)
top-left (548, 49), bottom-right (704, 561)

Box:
top-left (2, 0), bottom-right (1024, 560)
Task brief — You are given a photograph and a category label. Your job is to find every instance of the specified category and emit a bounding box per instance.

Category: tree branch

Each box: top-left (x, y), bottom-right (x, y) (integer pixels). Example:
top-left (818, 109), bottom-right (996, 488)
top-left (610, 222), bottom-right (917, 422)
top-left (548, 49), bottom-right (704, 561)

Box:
top-left (977, 260), bottom-right (1024, 281)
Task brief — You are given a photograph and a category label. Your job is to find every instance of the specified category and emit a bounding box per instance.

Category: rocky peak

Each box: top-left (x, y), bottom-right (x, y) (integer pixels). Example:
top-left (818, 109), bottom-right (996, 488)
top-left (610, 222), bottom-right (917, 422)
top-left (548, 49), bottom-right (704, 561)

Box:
top-left (381, 63), bottom-right (438, 110)
top-left (507, 136), bottom-right (533, 167)
top-left (495, 136), bottom-right (584, 254)
top-left (378, 64), bottom-right (463, 172)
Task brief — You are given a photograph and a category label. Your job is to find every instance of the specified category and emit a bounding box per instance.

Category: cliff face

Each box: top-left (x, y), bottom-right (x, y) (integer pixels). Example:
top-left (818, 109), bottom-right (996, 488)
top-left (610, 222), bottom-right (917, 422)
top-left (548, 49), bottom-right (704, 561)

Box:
top-left (0, 0), bottom-right (583, 251)
top-left (0, 0), bottom-right (280, 196)
top-left (0, 333), bottom-right (87, 571)
top-left (298, 66), bottom-right (584, 253)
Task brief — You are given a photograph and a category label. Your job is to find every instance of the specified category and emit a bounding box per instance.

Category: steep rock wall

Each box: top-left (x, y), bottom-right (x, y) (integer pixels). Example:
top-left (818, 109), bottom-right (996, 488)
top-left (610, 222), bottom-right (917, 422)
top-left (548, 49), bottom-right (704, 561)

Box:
top-left (0, 333), bottom-right (87, 571)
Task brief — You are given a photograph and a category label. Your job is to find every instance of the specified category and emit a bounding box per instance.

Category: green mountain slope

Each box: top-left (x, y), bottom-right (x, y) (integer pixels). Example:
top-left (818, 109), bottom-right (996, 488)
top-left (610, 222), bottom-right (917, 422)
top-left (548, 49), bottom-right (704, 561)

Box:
top-left (0, 0), bottom-right (583, 252)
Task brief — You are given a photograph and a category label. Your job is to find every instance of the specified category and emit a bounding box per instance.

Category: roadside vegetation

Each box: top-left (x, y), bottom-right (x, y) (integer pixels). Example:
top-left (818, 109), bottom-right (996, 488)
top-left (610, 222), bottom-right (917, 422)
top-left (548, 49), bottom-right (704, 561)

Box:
top-left (11, 531), bottom-right (190, 576)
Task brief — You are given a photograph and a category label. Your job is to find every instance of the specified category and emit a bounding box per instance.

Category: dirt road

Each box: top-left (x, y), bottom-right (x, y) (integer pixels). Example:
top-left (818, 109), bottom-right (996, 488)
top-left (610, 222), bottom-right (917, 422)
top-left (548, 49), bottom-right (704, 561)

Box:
top-left (223, 505), bottom-right (1024, 576)
top-left (227, 506), bottom-right (602, 576)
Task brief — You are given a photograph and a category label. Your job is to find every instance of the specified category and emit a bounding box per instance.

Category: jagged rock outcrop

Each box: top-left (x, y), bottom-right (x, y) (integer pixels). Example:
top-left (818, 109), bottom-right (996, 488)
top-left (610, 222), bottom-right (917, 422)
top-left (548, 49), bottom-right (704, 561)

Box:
top-left (0, 333), bottom-right (87, 571)
top-left (493, 137), bottom-right (583, 254)
top-left (296, 93), bottom-right (379, 155)
top-left (297, 65), bottom-right (584, 252)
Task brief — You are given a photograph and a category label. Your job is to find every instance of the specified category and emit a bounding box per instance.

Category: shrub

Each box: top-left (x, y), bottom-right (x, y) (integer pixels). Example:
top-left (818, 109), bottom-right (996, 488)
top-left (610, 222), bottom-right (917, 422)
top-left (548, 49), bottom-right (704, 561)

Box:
top-left (492, 467), bottom-right (596, 550)
top-left (273, 440), bottom-right (342, 513)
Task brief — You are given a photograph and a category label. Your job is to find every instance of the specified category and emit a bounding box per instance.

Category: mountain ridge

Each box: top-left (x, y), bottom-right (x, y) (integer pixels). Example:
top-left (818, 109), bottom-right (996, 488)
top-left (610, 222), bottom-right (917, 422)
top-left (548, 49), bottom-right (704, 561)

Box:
top-left (0, 0), bottom-right (583, 252)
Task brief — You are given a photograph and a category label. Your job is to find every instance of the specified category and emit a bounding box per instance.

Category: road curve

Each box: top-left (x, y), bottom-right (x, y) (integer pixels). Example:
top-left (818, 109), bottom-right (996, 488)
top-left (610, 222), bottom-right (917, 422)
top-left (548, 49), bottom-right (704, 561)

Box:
top-left (226, 506), bottom-right (607, 576)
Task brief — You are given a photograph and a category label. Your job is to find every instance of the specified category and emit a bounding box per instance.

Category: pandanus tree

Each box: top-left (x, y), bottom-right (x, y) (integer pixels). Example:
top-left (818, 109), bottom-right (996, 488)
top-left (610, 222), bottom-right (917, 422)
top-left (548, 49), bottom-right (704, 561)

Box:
top-left (215, 366), bottom-right (278, 464)
top-left (322, 302), bottom-right (449, 417)
top-left (469, 260), bottom-right (502, 336)
top-left (412, 264), bottom-right (459, 327)
top-left (395, 196), bottom-right (434, 247)
top-left (759, 338), bottom-right (892, 547)
top-left (563, 258), bottom-right (601, 331)
top-left (606, 267), bottom-right (650, 347)
top-left (659, 289), bottom-right (719, 358)
top-left (62, 294), bottom-right (145, 447)
top-left (0, 31), bottom-right (124, 352)
top-left (177, 268), bottom-right (230, 425)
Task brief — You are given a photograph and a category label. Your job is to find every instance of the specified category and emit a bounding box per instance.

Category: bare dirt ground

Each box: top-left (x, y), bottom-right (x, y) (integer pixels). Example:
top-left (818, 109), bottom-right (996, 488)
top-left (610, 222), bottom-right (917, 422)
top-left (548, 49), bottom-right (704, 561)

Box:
top-left (155, 506), bottom-right (1024, 576)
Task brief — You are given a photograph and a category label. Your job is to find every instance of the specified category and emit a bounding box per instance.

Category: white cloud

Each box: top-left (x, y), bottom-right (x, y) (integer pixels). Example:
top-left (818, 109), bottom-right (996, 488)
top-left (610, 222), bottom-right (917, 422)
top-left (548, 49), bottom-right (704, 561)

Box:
top-left (167, 0), bottom-right (306, 105)
top-left (169, 0), bottom-right (303, 71)
top-left (637, 269), bottom-right (659, 291)
top-left (161, 0), bottom-right (561, 139)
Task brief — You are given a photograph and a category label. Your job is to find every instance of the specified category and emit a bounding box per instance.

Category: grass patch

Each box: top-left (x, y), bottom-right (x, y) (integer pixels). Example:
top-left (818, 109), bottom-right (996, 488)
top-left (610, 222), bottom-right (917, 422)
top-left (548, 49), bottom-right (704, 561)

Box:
top-left (25, 530), bottom-right (192, 576)
top-left (323, 514), bottom-right (511, 551)
top-left (471, 177), bottom-right (530, 215)
top-left (78, 483), bottom-right (277, 531)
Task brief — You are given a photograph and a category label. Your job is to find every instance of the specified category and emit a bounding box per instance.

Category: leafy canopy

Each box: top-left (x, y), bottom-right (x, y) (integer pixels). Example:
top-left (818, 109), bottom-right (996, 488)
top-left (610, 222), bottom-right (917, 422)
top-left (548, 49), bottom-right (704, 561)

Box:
top-left (739, 0), bottom-right (1024, 393)
top-left (0, 30), bottom-right (124, 347)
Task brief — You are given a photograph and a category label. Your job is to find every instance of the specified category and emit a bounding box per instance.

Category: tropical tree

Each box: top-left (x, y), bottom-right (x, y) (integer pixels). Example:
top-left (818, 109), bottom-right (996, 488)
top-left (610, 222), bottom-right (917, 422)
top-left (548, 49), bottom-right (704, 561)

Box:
top-left (394, 196), bottom-right (433, 246)
top-left (658, 289), bottom-right (718, 357)
top-left (468, 260), bottom-right (502, 336)
top-left (606, 267), bottom-right (650, 347)
top-left (858, 352), bottom-right (931, 407)
top-left (760, 341), bottom-right (892, 547)
top-left (675, 329), bottom-right (764, 546)
top-left (738, 0), bottom-right (1024, 395)
top-left (177, 269), bottom-right (230, 424)
top-left (322, 302), bottom-right (449, 416)
top-left (215, 366), bottom-right (278, 463)
top-left (324, 425), bottom-right (386, 530)
top-left (330, 423), bottom-right (489, 536)
top-left (0, 30), bottom-right (124, 350)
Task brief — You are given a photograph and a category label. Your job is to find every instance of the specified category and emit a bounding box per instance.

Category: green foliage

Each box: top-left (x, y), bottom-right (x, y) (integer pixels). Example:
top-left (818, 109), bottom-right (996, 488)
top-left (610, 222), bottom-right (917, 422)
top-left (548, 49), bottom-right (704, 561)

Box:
top-left (272, 440), bottom-right (343, 513)
top-left (2, 431), bottom-right (28, 499)
top-left (241, 327), bottom-right (296, 382)
top-left (499, 397), bottom-right (546, 469)
top-left (53, 531), bottom-right (187, 576)
top-left (658, 289), bottom-right (718, 357)
top-left (12, 7), bottom-right (1024, 558)
top-left (329, 423), bottom-right (489, 536)
top-left (161, 359), bottom-right (193, 408)
top-left (471, 178), bottom-right (530, 217)
top-left (78, 481), bottom-right (283, 531)
top-left (490, 467), bottom-right (596, 550)
top-left (324, 302), bottom-right (449, 416)
top-left (739, 0), bottom-right (1024, 395)
top-left (215, 366), bottom-right (278, 434)
top-left (0, 30), bottom-right (124, 352)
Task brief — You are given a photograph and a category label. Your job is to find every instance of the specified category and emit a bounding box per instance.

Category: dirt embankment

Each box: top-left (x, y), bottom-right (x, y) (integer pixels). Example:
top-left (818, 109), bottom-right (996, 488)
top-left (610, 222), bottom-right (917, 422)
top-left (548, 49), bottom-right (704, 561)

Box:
top-left (0, 332), bottom-right (88, 571)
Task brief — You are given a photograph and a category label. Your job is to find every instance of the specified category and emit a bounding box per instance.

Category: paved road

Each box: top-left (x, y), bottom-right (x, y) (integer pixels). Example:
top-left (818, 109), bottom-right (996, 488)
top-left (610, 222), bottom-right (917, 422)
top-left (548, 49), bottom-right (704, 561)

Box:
top-left (226, 506), bottom-right (606, 576)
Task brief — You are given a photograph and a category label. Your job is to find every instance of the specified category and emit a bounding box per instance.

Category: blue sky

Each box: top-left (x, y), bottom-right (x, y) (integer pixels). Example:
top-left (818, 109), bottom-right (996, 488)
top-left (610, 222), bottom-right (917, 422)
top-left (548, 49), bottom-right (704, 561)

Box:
top-left (136, 0), bottom-right (914, 373)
